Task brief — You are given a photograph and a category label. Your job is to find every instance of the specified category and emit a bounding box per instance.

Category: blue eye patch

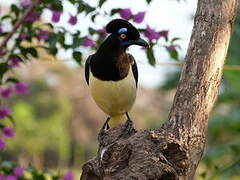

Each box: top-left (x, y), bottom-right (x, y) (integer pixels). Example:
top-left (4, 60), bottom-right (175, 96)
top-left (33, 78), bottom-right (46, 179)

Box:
top-left (118, 28), bottom-right (127, 34)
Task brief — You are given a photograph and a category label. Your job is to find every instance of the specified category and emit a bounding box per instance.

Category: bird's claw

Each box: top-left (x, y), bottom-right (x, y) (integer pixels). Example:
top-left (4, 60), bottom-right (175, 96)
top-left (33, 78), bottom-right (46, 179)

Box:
top-left (98, 114), bottom-right (136, 144)
top-left (117, 113), bottom-right (135, 140)
top-left (120, 117), bottom-right (135, 138)
top-left (98, 117), bottom-right (110, 142)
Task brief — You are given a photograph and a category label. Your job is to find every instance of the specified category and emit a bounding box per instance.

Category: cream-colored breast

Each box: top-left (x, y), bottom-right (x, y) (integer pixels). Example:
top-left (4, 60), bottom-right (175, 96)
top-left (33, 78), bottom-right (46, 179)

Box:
top-left (89, 70), bottom-right (137, 116)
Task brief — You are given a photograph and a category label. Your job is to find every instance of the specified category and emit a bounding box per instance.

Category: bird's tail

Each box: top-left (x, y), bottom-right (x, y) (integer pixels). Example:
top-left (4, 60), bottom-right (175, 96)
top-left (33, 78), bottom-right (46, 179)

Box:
top-left (109, 114), bottom-right (126, 127)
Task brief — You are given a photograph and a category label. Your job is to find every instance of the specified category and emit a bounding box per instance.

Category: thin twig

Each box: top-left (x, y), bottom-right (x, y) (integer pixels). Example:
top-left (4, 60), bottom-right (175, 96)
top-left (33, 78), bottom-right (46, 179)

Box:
top-left (152, 62), bottom-right (240, 71)
top-left (59, 59), bottom-right (240, 72)
top-left (0, 0), bottom-right (41, 55)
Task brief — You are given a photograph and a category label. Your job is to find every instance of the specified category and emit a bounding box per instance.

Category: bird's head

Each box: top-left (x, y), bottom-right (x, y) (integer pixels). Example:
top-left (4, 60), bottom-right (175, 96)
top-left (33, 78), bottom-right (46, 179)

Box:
top-left (106, 19), bottom-right (149, 48)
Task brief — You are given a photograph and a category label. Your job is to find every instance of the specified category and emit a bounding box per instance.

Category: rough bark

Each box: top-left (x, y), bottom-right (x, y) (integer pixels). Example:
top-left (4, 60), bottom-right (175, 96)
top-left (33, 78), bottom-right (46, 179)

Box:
top-left (80, 0), bottom-right (238, 179)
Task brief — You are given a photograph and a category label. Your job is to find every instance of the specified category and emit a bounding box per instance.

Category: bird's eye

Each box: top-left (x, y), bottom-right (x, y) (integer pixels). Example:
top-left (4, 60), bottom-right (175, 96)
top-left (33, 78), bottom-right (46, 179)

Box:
top-left (120, 34), bottom-right (126, 39)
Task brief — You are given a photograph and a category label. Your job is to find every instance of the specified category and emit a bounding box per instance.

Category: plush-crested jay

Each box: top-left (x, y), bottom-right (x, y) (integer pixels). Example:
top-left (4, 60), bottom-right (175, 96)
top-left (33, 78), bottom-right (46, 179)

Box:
top-left (85, 19), bottom-right (149, 132)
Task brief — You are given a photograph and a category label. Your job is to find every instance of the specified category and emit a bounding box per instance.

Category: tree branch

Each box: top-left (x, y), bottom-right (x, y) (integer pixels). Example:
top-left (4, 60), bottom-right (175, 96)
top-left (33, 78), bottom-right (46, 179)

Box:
top-left (0, 0), bottom-right (41, 55)
top-left (163, 0), bottom-right (238, 178)
top-left (80, 0), bottom-right (238, 179)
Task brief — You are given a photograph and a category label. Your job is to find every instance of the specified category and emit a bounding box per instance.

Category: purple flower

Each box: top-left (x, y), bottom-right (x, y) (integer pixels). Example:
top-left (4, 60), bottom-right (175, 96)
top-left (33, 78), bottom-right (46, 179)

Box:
top-left (0, 107), bottom-right (11, 120)
top-left (5, 176), bottom-right (17, 180)
top-left (0, 87), bottom-right (13, 98)
top-left (19, 33), bottom-right (28, 40)
top-left (51, 11), bottom-right (62, 23)
top-left (0, 48), bottom-right (6, 56)
top-left (15, 82), bottom-right (29, 94)
top-left (13, 166), bottom-right (24, 177)
top-left (119, 9), bottom-right (132, 20)
top-left (3, 127), bottom-right (15, 138)
top-left (61, 172), bottom-right (74, 180)
top-left (82, 37), bottom-right (96, 47)
top-left (24, 11), bottom-right (39, 22)
top-left (167, 45), bottom-right (176, 51)
top-left (0, 139), bottom-right (6, 150)
top-left (38, 30), bottom-right (50, 40)
top-left (8, 55), bottom-right (21, 68)
top-left (21, 0), bottom-right (31, 7)
top-left (159, 30), bottom-right (169, 39)
top-left (143, 25), bottom-right (160, 41)
top-left (68, 15), bottom-right (77, 25)
top-left (0, 174), bottom-right (5, 180)
top-left (133, 11), bottom-right (145, 23)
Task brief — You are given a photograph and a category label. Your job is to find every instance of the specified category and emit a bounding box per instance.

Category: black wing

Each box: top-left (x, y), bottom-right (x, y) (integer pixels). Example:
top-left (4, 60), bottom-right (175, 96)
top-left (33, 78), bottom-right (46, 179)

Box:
top-left (128, 54), bottom-right (138, 87)
top-left (85, 55), bottom-right (92, 85)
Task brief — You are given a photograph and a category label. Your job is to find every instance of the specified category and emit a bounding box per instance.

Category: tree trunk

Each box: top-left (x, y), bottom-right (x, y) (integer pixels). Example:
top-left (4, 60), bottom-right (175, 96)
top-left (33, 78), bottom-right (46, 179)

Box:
top-left (80, 0), bottom-right (238, 179)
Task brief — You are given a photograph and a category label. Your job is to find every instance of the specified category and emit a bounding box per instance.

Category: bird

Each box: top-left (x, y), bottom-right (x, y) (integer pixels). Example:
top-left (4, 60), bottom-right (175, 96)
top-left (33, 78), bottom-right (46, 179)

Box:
top-left (85, 19), bottom-right (149, 134)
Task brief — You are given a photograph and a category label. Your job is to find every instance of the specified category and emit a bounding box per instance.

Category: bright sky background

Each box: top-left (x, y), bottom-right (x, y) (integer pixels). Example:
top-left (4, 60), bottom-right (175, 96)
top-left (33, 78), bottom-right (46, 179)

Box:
top-left (1, 0), bottom-right (197, 88)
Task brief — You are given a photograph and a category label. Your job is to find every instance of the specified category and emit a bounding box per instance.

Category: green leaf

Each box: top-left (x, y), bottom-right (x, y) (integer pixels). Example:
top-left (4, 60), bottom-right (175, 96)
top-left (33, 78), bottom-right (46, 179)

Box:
top-left (7, 115), bottom-right (16, 126)
top-left (46, 23), bottom-right (54, 29)
top-left (69, 0), bottom-right (76, 4)
top-left (146, 0), bottom-right (152, 4)
top-left (1, 15), bottom-right (12, 21)
top-left (170, 49), bottom-right (179, 61)
top-left (48, 33), bottom-right (61, 52)
top-left (0, 32), bottom-right (8, 37)
top-left (22, 47), bottom-right (38, 58)
top-left (91, 13), bottom-right (98, 22)
top-left (0, 63), bottom-right (8, 82)
top-left (72, 51), bottom-right (82, 65)
top-left (58, 33), bottom-right (71, 49)
top-left (99, 0), bottom-right (107, 7)
top-left (5, 77), bottom-right (19, 84)
top-left (11, 4), bottom-right (20, 17)
top-left (171, 37), bottom-right (181, 43)
top-left (48, 47), bottom-right (58, 55)
top-left (88, 27), bottom-right (96, 35)
top-left (85, 5), bottom-right (95, 14)
top-left (77, 3), bottom-right (85, 13)
top-left (42, 0), bottom-right (52, 4)
top-left (77, 2), bottom-right (95, 14)
top-left (71, 36), bottom-right (83, 49)
top-left (146, 48), bottom-right (156, 66)
top-left (138, 28), bottom-right (146, 33)
top-left (110, 8), bottom-right (121, 16)
top-left (51, 0), bottom-right (63, 11)
top-left (0, 123), bottom-right (5, 128)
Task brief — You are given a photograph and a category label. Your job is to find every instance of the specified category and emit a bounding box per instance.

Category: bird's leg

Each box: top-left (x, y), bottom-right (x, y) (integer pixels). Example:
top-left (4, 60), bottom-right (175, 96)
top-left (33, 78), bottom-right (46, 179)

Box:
top-left (98, 117), bottom-right (111, 142)
top-left (103, 117), bottom-right (110, 130)
top-left (126, 112), bottom-right (133, 127)
top-left (121, 112), bottom-right (135, 136)
top-left (100, 117), bottom-right (111, 133)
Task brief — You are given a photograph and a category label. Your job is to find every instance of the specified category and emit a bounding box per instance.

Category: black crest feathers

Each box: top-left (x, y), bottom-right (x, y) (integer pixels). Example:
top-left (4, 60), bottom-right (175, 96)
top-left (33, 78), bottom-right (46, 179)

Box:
top-left (106, 19), bottom-right (140, 40)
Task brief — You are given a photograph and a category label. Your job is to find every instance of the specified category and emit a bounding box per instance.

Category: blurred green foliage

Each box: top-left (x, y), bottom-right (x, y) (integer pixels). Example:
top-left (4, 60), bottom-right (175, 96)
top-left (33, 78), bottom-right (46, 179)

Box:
top-left (1, 79), bottom-right (72, 167)
top-left (0, 160), bottom-right (73, 180)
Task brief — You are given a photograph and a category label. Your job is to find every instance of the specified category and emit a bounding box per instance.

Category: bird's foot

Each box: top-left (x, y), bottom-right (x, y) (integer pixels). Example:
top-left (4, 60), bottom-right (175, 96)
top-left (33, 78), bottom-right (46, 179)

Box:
top-left (117, 113), bottom-right (136, 139)
top-left (120, 118), bottom-right (135, 138)
top-left (98, 117), bottom-right (110, 142)
top-left (98, 114), bottom-right (136, 146)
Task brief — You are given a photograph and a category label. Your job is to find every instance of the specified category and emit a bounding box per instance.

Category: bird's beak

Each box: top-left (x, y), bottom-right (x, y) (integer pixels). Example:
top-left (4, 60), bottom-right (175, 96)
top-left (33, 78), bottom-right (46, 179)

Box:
top-left (130, 38), bottom-right (149, 48)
